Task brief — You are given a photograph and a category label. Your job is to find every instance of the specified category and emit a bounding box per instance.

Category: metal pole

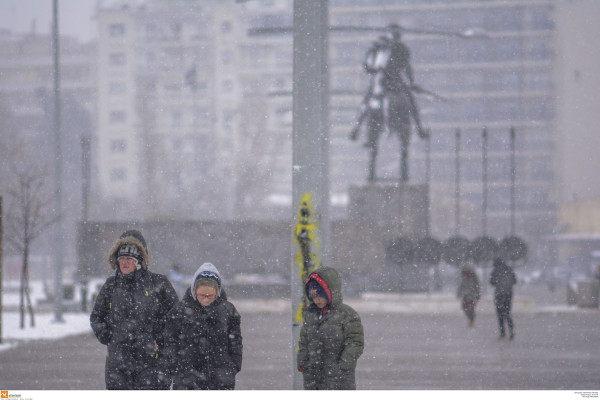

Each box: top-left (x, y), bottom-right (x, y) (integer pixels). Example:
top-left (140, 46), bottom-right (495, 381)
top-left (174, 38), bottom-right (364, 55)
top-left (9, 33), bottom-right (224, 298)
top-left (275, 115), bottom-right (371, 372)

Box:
top-left (0, 197), bottom-right (3, 343)
top-left (482, 127), bottom-right (488, 236)
top-left (455, 128), bottom-right (461, 236)
top-left (81, 135), bottom-right (90, 222)
top-left (80, 131), bottom-right (91, 313)
top-left (510, 126), bottom-right (516, 236)
top-left (291, 0), bottom-right (330, 390)
top-left (52, 0), bottom-right (64, 323)
top-left (425, 130), bottom-right (431, 237)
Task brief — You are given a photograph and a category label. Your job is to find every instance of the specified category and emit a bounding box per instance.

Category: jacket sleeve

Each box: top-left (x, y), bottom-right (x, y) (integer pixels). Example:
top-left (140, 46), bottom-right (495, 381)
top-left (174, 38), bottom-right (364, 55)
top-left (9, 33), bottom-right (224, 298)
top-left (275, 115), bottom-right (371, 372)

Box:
top-left (227, 304), bottom-right (243, 372)
top-left (89, 279), bottom-right (113, 345)
top-left (162, 304), bottom-right (182, 375)
top-left (339, 306), bottom-right (365, 371)
top-left (297, 313), bottom-right (309, 371)
top-left (154, 275), bottom-right (179, 348)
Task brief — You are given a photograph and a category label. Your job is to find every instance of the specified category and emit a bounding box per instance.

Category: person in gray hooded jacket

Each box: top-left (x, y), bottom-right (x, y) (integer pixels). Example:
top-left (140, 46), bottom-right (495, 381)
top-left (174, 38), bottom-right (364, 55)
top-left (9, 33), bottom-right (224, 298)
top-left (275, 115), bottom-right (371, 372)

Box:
top-left (163, 263), bottom-right (242, 390)
top-left (297, 266), bottom-right (364, 390)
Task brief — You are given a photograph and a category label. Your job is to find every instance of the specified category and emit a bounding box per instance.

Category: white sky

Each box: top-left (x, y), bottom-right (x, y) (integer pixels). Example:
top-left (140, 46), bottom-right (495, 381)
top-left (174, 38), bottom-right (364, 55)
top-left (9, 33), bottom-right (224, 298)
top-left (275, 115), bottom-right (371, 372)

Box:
top-left (0, 0), bottom-right (97, 42)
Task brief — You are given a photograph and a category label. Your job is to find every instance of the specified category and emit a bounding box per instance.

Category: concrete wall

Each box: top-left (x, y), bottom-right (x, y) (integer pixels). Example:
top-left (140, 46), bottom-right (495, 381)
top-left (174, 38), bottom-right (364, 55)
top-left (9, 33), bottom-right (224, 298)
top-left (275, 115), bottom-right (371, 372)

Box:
top-left (77, 217), bottom-right (420, 293)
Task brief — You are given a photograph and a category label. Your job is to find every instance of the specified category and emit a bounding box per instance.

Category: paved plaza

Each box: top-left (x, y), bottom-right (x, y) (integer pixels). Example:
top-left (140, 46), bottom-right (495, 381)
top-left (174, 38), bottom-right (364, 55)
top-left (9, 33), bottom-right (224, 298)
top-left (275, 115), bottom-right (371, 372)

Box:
top-left (0, 284), bottom-right (599, 390)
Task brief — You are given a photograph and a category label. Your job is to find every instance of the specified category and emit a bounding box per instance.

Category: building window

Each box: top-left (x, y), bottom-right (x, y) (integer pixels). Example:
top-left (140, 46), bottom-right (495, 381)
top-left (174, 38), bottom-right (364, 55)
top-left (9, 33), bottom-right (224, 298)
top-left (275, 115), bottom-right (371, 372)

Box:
top-left (529, 39), bottom-right (552, 61)
top-left (222, 50), bottom-right (233, 65)
top-left (530, 7), bottom-right (554, 30)
top-left (108, 23), bottom-right (125, 37)
top-left (529, 98), bottom-right (553, 121)
top-left (146, 23), bottom-right (157, 39)
top-left (194, 22), bottom-right (209, 38)
top-left (221, 21), bottom-right (232, 33)
top-left (110, 139), bottom-right (127, 153)
top-left (109, 81), bottom-right (126, 95)
top-left (529, 70), bottom-right (551, 91)
top-left (172, 111), bottom-right (182, 127)
top-left (109, 53), bottom-right (126, 66)
top-left (109, 111), bottom-right (126, 123)
top-left (222, 80), bottom-right (234, 92)
top-left (110, 168), bottom-right (127, 182)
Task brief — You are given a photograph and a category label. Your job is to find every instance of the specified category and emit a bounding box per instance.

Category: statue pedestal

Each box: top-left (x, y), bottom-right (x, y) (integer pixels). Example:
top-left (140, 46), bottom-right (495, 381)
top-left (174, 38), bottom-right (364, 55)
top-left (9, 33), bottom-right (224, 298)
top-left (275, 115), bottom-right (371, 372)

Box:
top-left (346, 183), bottom-right (430, 292)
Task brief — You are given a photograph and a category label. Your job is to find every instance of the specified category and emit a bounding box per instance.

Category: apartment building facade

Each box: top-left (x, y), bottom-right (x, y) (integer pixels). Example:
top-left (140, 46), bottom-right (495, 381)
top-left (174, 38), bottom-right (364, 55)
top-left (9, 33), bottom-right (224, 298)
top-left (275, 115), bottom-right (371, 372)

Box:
top-left (94, 0), bottom-right (562, 265)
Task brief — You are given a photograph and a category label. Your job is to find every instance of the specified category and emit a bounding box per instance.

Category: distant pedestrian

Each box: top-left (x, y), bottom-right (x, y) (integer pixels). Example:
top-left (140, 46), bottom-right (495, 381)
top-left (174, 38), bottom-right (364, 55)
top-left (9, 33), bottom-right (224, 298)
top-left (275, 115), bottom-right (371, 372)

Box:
top-left (457, 263), bottom-right (481, 327)
top-left (168, 264), bottom-right (187, 298)
top-left (490, 257), bottom-right (517, 340)
top-left (297, 266), bottom-right (364, 390)
top-left (163, 262), bottom-right (242, 390)
top-left (90, 229), bottom-right (179, 389)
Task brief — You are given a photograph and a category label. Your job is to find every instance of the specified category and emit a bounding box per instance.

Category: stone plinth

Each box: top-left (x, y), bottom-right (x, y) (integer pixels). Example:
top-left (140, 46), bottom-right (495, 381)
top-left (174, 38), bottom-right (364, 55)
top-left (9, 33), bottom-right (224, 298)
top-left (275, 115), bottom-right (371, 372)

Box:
top-left (345, 183), bottom-right (430, 292)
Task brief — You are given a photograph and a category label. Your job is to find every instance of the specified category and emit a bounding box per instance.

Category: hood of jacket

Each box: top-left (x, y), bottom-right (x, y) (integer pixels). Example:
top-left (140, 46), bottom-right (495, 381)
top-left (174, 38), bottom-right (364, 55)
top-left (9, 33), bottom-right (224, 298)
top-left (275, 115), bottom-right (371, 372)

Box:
top-left (108, 230), bottom-right (149, 270)
top-left (190, 262), bottom-right (223, 301)
top-left (304, 266), bottom-right (343, 307)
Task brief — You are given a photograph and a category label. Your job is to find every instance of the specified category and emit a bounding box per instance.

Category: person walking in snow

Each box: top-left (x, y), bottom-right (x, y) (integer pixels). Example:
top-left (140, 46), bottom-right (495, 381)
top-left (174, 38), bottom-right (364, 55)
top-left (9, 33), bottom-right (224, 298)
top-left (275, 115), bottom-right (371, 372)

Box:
top-left (90, 229), bottom-right (179, 389)
top-left (457, 263), bottom-right (481, 327)
top-left (297, 266), bottom-right (364, 390)
top-left (490, 257), bottom-right (517, 340)
top-left (163, 263), bottom-right (243, 390)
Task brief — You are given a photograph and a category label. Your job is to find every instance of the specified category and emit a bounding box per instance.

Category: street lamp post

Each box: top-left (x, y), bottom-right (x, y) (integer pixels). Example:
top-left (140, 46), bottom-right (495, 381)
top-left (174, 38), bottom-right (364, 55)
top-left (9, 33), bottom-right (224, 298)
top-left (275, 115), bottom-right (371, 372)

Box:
top-left (291, 0), bottom-right (330, 390)
top-left (52, 0), bottom-right (64, 323)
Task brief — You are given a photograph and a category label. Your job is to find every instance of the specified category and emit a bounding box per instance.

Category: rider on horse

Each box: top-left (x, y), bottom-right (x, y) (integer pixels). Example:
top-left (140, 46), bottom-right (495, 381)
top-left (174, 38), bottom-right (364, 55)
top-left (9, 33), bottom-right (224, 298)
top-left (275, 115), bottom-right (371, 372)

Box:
top-left (350, 24), bottom-right (430, 182)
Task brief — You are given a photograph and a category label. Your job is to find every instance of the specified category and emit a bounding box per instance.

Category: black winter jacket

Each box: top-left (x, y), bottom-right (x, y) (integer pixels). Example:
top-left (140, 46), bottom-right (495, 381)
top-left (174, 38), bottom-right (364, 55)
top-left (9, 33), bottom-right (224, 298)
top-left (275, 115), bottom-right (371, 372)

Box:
top-left (163, 288), bottom-right (243, 390)
top-left (490, 260), bottom-right (517, 297)
top-left (90, 268), bottom-right (178, 389)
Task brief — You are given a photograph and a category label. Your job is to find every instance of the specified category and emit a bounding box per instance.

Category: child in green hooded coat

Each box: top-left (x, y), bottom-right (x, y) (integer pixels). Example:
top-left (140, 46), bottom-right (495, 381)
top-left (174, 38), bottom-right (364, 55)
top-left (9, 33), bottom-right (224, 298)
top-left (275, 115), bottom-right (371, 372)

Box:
top-left (297, 266), bottom-right (365, 390)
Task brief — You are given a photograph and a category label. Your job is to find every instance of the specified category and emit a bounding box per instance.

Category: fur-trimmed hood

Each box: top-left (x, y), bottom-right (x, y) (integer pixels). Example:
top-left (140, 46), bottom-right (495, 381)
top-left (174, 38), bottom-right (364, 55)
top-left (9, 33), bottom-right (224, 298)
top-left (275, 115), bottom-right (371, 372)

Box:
top-left (108, 230), bottom-right (150, 270)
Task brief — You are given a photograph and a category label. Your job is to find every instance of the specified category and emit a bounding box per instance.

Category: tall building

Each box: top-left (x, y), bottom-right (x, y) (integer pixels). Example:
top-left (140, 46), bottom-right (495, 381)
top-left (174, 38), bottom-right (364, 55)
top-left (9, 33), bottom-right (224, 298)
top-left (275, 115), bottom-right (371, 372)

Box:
top-left (0, 28), bottom-right (95, 271)
top-left (240, 0), bottom-right (558, 265)
top-left (96, 0), bottom-right (241, 220)
top-left (92, 0), bottom-right (574, 266)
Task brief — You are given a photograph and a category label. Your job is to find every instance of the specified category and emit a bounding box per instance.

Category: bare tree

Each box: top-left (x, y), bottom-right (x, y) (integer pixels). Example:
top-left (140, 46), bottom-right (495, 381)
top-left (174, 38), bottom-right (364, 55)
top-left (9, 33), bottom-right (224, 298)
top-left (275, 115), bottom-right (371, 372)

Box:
top-left (4, 165), bottom-right (58, 329)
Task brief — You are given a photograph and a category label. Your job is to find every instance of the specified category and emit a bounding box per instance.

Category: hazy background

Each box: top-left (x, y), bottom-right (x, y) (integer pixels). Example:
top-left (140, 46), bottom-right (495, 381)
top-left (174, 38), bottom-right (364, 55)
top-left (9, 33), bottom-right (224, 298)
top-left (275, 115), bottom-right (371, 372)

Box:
top-left (0, 0), bottom-right (97, 42)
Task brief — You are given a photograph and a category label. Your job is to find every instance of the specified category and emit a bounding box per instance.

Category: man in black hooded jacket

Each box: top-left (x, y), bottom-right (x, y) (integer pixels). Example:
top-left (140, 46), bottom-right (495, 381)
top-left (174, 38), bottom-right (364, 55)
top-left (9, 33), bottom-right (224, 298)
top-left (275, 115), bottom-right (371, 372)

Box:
top-left (490, 257), bottom-right (517, 340)
top-left (90, 230), bottom-right (178, 389)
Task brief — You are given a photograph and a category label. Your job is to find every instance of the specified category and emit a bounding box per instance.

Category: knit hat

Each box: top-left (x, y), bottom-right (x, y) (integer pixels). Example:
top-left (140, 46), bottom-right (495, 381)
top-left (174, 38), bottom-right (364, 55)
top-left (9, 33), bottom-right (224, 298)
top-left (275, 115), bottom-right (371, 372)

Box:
top-left (192, 263), bottom-right (222, 297)
top-left (117, 243), bottom-right (143, 266)
top-left (307, 281), bottom-right (328, 301)
top-left (108, 229), bottom-right (150, 270)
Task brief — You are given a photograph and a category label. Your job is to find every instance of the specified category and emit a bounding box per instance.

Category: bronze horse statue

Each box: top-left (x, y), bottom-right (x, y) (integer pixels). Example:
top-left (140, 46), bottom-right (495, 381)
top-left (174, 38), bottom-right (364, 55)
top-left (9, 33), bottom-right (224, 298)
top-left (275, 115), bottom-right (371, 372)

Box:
top-left (350, 24), bottom-right (436, 183)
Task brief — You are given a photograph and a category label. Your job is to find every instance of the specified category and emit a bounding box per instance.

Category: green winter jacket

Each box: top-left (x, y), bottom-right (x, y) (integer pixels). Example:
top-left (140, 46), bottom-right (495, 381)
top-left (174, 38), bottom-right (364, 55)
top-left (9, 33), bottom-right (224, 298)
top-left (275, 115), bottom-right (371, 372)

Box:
top-left (297, 267), bottom-right (364, 390)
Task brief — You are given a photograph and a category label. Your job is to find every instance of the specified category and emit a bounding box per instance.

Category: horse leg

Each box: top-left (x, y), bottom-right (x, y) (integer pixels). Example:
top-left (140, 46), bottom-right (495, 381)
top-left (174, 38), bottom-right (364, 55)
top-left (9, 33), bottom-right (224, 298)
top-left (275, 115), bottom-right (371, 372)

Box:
top-left (368, 144), bottom-right (377, 182)
top-left (366, 110), bottom-right (383, 182)
top-left (399, 129), bottom-right (409, 182)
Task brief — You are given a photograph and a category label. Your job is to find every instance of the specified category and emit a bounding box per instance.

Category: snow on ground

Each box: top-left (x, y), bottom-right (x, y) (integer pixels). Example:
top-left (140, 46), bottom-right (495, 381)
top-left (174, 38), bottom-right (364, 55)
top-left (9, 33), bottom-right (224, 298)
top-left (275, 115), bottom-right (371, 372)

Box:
top-left (0, 312), bottom-right (92, 352)
top-left (1, 279), bottom-right (580, 353)
top-left (1, 280), bottom-right (93, 352)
